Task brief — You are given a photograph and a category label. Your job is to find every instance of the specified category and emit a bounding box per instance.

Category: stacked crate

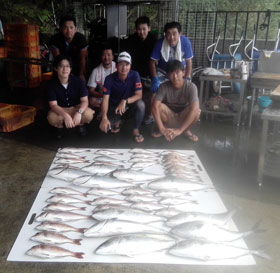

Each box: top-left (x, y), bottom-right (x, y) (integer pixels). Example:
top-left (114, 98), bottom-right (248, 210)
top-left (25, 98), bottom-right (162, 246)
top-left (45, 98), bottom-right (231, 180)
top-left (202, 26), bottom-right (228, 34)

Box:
top-left (4, 24), bottom-right (41, 88)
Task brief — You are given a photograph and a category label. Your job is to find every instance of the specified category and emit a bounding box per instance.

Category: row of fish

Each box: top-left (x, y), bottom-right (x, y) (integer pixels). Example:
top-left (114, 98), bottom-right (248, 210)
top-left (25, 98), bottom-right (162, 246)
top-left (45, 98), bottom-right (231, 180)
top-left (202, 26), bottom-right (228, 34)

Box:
top-left (25, 148), bottom-right (268, 262)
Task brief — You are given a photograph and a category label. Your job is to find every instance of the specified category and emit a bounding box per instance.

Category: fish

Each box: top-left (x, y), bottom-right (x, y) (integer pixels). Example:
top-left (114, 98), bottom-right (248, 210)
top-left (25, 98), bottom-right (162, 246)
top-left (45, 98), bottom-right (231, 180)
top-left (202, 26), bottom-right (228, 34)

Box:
top-left (129, 148), bottom-right (160, 155)
top-left (84, 219), bottom-right (166, 237)
top-left (81, 163), bottom-right (118, 175)
top-left (130, 153), bottom-right (160, 160)
top-left (86, 188), bottom-right (119, 196)
top-left (36, 211), bottom-right (91, 222)
top-left (125, 194), bottom-right (158, 203)
top-left (48, 166), bottom-right (90, 182)
top-left (59, 147), bottom-right (91, 153)
top-left (130, 161), bottom-right (158, 169)
top-left (72, 175), bottom-right (132, 188)
top-left (95, 234), bottom-right (175, 257)
top-left (94, 155), bottom-right (122, 162)
top-left (36, 221), bottom-right (86, 233)
top-left (155, 208), bottom-right (183, 218)
top-left (170, 221), bottom-right (263, 242)
top-left (30, 231), bottom-right (82, 245)
top-left (56, 153), bottom-right (86, 160)
top-left (154, 190), bottom-right (189, 198)
top-left (95, 149), bottom-right (124, 156)
top-left (148, 178), bottom-right (212, 192)
top-left (130, 202), bottom-right (165, 212)
top-left (54, 158), bottom-right (90, 165)
top-left (168, 239), bottom-right (270, 261)
top-left (43, 203), bottom-right (86, 212)
top-left (159, 197), bottom-right (198, 205)
top-left (92, 204), bottom-right (131, 212)
top-left (26, 244), bottom-right (84, 259)
top-left (166, 210), bottom-right (236, 227)
top-left (121, 187), bottom-right (154, 196)
top-left (113, 169), bottom-right (165, 182)
top-left (46, 194), bottom-right (90, 205)
top-left (91, 207), bottom-right (165, 223)
top-left (128, 158), bottom-right (160, 164)
top-left (90, 197), bottom-right (131, 206)
top-left (50, 187), bottom-right (87, 197)
top-left (94, 160), bottom-right (125, 167)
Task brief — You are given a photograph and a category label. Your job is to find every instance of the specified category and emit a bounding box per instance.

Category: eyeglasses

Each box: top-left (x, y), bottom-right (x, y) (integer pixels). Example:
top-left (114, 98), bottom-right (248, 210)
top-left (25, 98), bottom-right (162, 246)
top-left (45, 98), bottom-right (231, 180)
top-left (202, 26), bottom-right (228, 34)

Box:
top-left (58, 65), bottom-right (71, 69)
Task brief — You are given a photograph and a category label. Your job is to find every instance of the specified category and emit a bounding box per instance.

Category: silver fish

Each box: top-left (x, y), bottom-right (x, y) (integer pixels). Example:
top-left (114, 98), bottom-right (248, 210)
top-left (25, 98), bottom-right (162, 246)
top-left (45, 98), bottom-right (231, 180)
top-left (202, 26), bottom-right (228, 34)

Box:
top-left (54, 158), bottom-right (90, 165)
top-left (159, 197), bottom-right (198, 205)
top-left (95, 149), bottom-right (124, 156)
top-left (90, 197), bottom-right (131, 206)
top-left (129, 148), bottom-right (160, 155)
top-left (56, 153), bottom-right (86, 160)
top-left (166, 210), bottom-right (236, 227)
top-left (168, 239), bottom-right (270, 261)
top-left (59, 147), bottom-right (91, 153)
top-left (48, 166), bottom-right (90, 182)
top-left (95, 234), bottom-right (175, 257)
top-left (121, 187), bottom-right (154, 196)
top-left (36, 211), bottom-right (91, 222)
top-left (86, 188), bottom-right (119, 196)
top-left (81, 163), bottom-right (118, 175)
top-left (94, 155), bottom-right (122, 162)
top-left (72, 175), bottom-right (131, 188)
top-left (92, 204), bottom-right (131, 212)
top-left (43, 203), bottom-right (86, 212)
top-left (130, 202), bottom-right (165, 212)
top-left (30, 231), bottom-right (82, 245)
top-left (125, 194), bottom-right (158, 203)
top-left (36, 221), bottom-right (86, 233)
top-left (131, 161), bottom-right (158, 169)
top-left (26, 244), bottom-right (84, 259)
top-left (46, 194), bottom-right (90, 205)
top-left (130, 153), bottom-right (159, 160)
top-left (50, 187), bottom-right (87, 197)
top-left (154, 190), bottom-right (188, 198)
top-left (170, 221), bottom-right (261, 242)
top-left (84, 219), bottom-right (166, 237)
top-left (92, 207), bottom-right (164, 223)
top-left (113, 169), bottom-right (165, 182)
top-left (155, 208), bottom-right (184, 218)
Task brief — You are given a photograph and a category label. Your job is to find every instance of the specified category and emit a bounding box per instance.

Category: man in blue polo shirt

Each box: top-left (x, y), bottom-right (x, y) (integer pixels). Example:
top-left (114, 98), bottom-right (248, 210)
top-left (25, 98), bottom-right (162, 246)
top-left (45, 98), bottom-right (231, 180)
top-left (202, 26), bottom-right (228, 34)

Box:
top-left (47, 55), bottom-right (94, 139)
top-left (99, 52), bottom-right (145, 143)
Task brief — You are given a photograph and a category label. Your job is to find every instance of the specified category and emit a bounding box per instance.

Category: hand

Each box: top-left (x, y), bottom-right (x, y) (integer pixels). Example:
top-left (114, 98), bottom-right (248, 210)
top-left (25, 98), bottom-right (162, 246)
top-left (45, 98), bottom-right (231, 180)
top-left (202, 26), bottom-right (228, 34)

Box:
top-left (63, 113), bottom-right (75, 128)
top-left (115, 100), bottom-right (127, 116)
top-left (73, 112), bottom-right (82, 126)
top-left (152, 76), bottom-right (160, 93)
top-left (161, 128), bottom-right (182, 141)
top-left (99, 118), bottom-right (111, 133)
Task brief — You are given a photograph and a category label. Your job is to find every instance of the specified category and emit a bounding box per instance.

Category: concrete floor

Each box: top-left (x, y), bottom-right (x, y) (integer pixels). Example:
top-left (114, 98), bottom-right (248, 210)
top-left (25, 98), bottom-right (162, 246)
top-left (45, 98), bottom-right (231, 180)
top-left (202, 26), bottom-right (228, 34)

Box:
top-left (0, 112), bottom-right (280, 273)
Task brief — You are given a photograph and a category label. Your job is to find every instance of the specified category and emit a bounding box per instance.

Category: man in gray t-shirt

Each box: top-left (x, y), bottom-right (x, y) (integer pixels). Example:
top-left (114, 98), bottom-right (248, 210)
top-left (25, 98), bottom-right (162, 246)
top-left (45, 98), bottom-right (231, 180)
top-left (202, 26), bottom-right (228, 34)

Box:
top-left (151, 60), bottom-right (200, 142)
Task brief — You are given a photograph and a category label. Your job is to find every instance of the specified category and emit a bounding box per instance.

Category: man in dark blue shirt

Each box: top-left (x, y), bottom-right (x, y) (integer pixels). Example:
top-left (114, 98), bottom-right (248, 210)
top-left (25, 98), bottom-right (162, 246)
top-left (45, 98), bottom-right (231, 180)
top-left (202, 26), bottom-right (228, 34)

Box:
top-left (47, 55), bottom-right (94, 138)
top-left (99, 52), bottom-right (145, 143)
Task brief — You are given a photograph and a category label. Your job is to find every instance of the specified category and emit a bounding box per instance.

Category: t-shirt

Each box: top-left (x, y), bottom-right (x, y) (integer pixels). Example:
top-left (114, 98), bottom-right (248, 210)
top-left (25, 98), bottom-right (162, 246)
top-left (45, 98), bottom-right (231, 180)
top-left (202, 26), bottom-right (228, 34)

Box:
top-left (50, 32), bottom-right (88, 76)
top-left (103, 70), bottom-right (142, 107)
top-left (155, 80), bottom-right (198, 113)
top-left (151, 35), bottom-right (193, 72)
top-left (87, 62), bottom-right (117, 89)
top-left (125, 32), bottom-right (157, 78)
top-left (47, 75), bottom-right (88, 107)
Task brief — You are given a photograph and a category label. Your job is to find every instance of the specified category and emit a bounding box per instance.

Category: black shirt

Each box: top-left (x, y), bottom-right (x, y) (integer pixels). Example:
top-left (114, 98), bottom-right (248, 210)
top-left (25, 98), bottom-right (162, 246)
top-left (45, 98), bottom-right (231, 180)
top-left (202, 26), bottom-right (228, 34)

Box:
top-left (50, 32), bottom-right (88, 76)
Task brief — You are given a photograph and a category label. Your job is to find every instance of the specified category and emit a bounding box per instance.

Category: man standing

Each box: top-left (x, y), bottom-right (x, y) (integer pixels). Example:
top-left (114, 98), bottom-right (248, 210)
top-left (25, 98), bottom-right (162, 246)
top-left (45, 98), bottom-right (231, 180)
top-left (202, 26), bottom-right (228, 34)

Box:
top-left (50, 15), bottom-right (88, 81)
top-left (87, 46), bottom-right (116, 108)
top-left (151, 60), bottom-right (200, 142)
top-left (47, 55), bottom-right (94, 139)
top-left (99, 52), bottom-right (145, 143)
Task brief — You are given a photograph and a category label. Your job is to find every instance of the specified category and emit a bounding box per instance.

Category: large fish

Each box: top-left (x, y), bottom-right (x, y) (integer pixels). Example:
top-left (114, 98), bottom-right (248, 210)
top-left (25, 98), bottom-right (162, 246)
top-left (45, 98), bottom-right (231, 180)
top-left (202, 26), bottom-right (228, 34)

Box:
top-left (94, 155), bottom-right (122, 162)
top-left (54, 158), bottom-right (90, 165)
top-left (36, 211), bottom-right (91, 222)
top-left (130, 202), bottom-right (165, 212)
top-left (125, 194), bottom-right (158, 203)
top-left (50, 187), bottom-right (87, 197)
top-left (30, 231), bottom-right (82, 245)
top-left (159, 197), bottom-right (198, 205)
top-left (46, 194), bottom-right (90, 205)
top-left (26, 244), bottom-right (84, 259)
top-left (84, 219), bottom-right (166, 237)
top-left (95, 234), bottom-right (175, 257)
top-left (155, 207), bottom-right (183, 218)
top-left (166, 210), bottom-right (236, 227)
top-left (36, 221), bottom-right (86, 233)
top-left (59, 147), bottom-right (91, 154)
top-left (170, 221), bottom-right (262, 242)
top-left (72, 175), bottom-right (131, 188)
top-left (113, 169), bottom-right (165, 182)
top-left (121, 187), bottom-right (154, 196)
top-left (95, 149), bottom-right (124, 156)
top-left (168, 239), bottom-right (270, 261)
top-left (130, 162), bottom-right (158, 170)
top-left (86, 188), bottom-right (119, 197)
top-left (90, 197), bottom-right (131, 206)
top-left (81, 163), bottom-right (118, 175)
top-left (43, 203), bottom-right (86, 212)
top-left (129, 148), bottom-right (160, 155)
top-left (56, 152), bottom-right (86, 160)
top-left (48, 166), bottom-right (90, 182)
top-left (91, 207), bottom-right (165, 223)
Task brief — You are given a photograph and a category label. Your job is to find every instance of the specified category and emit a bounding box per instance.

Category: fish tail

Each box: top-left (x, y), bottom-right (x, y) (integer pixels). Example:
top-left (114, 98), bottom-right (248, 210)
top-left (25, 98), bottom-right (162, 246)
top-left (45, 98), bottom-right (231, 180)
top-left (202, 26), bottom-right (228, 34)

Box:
top-left (73, 239), bottom-right (82, 245)
top-left (73, 252), bottom-right (84, 259)
top-left (252, 249), bottom-right (271, 260)
top-left (77, 228), bottom-right (87, 234)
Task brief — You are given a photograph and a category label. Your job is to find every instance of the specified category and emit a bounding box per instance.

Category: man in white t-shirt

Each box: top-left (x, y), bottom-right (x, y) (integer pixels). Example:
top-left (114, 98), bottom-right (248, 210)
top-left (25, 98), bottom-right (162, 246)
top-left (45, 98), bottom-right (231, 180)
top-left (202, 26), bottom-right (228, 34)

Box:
top-left (87, 47), bottom-right (116, 108)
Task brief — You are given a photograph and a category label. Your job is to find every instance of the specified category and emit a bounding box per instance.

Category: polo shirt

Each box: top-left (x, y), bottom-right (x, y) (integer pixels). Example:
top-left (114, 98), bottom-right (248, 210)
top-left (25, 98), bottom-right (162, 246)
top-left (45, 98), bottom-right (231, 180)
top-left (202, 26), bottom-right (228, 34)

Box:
top-left (50, 32), bottom-right (88, 75)
top-left (47, 75), bottom-right (88, 107)
top-left (151, 35), bottom-right (193, 72)
top-left (103, 70), bottom-right (142, 107)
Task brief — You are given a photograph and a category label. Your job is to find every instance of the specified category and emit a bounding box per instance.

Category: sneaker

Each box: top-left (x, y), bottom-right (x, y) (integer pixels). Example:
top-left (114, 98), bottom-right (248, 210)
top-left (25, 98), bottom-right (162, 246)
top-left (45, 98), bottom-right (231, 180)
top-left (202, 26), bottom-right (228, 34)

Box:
top-left (144, 115), bottom-right (154, 125)
top-left (55, 127), bottom-right (63, 140)
top-left (78, 125), bottom-right (87, 137)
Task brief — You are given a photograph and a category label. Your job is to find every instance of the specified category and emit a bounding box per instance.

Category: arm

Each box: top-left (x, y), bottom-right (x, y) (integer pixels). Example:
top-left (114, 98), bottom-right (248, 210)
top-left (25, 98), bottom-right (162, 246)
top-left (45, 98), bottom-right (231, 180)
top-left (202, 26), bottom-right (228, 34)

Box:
top-left (79, 48), bottom-right (87, 82)
top-left (185, 58), bottom-right (192, 79)
top-left (72, 96), bottom-right (89, 126)
top-left (48, 100), bottom-right (74, 128)
top-left (149, 59), bottom-right (157, 78)
top-left (115, 90), bottom-right (142, 116)
top-left (99, 94), bottom-right (111, 133)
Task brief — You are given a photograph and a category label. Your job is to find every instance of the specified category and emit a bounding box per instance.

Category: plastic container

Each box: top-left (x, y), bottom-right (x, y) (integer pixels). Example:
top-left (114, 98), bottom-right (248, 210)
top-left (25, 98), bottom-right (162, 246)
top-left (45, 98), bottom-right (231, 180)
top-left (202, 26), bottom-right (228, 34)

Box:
top-left (0, 104), bottom-right (36, 132)
top-left (258, 96), bottom-right (272, 113)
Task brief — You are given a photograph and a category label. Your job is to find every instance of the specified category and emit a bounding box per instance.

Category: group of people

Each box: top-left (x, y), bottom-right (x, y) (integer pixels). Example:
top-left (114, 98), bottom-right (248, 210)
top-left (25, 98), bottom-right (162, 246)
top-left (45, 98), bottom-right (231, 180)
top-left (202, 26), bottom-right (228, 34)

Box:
top-left (46, 15), bottom-right (200, 142)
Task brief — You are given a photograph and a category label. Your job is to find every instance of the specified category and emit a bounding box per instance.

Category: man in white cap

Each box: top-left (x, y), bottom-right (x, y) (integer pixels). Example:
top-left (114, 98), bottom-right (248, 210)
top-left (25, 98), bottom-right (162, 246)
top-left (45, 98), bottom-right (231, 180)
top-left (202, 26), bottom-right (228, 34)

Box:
top-left (99, 52), bottom-right (145, 143)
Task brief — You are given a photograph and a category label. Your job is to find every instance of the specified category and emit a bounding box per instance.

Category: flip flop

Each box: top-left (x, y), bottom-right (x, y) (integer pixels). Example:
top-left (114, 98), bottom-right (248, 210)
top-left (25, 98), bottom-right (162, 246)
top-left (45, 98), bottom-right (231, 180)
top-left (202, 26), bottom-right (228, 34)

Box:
top-left (152, 131), bottom-right (162, 138)
top-left (111, 121), bottom-right (122, 133)
top-left (134, 134), bottom-right (144, 143)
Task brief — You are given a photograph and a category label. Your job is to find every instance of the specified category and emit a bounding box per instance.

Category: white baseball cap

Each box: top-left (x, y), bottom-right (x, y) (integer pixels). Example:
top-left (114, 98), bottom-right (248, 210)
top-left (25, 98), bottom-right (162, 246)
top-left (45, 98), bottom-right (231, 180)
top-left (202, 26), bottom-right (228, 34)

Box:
top-left (117, 51), bottom-right (132, 64)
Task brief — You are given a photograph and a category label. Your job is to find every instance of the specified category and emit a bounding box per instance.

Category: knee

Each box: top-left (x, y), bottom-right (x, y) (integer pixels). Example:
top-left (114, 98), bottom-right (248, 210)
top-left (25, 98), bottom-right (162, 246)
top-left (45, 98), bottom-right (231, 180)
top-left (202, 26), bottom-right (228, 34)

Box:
top-left (47, 111), bottom-right (63, 128)
top-left (135, 100), bottom-right (145, 112)
top-left (82, 108), bottom-right (95, 124)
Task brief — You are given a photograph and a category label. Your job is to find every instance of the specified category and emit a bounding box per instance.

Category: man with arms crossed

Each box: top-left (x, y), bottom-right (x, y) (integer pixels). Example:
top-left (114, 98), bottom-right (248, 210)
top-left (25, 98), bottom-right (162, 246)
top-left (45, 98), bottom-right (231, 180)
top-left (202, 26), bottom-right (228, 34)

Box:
top-left (152, 60), bottom-right (200, 142)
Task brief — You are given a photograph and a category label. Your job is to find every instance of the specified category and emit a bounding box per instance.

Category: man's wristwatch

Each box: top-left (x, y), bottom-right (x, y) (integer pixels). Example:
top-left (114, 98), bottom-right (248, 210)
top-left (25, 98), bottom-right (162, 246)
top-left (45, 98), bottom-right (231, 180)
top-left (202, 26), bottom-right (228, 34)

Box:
top-left (77, 109), bottom-right (83, 114)
top-left (126, 99), bottom-right (128, 105)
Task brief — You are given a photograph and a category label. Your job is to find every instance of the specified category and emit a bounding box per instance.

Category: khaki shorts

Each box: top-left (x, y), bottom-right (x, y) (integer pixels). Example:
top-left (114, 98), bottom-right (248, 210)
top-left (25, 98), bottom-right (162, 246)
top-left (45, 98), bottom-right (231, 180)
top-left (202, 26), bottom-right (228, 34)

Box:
top-left (47, 106), bottom-right (94, 128)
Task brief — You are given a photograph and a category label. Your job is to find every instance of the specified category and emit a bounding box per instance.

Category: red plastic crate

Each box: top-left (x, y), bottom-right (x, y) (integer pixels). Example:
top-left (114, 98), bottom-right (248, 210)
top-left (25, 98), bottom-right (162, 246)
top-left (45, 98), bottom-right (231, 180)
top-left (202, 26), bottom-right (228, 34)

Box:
top-left (7, 45), bottom-right (40, 59)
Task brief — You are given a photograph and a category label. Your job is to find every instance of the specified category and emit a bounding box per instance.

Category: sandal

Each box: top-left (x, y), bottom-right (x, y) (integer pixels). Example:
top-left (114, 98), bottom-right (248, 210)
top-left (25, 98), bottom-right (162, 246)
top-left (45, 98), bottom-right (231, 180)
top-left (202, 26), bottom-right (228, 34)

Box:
top-left (111, 121), bottom-right (122, 133)
top-left (134, 134), bottom-right (144, 143)
top-left (152, 131), bottom-right (162, 138)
